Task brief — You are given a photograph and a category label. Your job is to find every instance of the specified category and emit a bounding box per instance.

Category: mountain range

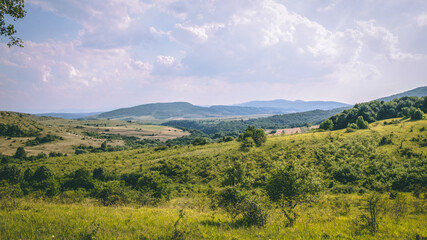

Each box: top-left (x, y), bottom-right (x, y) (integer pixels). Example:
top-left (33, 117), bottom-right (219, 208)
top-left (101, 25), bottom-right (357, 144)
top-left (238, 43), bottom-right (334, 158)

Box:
top-left (36, 86), bottom-right (427, 121)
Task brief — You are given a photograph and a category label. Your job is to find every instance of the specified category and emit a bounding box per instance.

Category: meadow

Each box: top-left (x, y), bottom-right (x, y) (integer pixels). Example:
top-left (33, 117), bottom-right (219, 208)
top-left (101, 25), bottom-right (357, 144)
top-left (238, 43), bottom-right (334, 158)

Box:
top-left (1, 115), bottom-right (426, 239)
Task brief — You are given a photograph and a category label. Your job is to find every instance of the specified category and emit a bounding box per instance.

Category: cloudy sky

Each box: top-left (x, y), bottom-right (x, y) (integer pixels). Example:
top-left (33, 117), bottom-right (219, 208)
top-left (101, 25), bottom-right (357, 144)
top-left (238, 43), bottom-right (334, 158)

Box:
top-left (1, 0), bottom-right (426, 113)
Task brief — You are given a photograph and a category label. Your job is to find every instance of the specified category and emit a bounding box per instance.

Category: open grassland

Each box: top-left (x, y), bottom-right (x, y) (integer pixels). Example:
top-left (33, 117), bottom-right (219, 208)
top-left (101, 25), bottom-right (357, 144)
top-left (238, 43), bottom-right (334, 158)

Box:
top-left (0, 194), bottom-right (425, 239)
top-left (0, 112), bottom-right (188, 156)
top-left (13, 116), bottom-right (427, 175)
top-left (1, 115), bottom-right (426, 239)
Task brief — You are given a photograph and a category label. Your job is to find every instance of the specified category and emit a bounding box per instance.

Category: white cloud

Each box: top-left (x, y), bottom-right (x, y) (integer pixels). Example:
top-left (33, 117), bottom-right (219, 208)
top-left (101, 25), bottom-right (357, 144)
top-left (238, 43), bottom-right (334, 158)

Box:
top-left (174, 23), bottom-right (225, 42)
top-left (317, 0), bottom-right (340, 13)
top-left (156, 55), bottom-right (176, 66)
top-left (416, 12), bottom-right (427, 27)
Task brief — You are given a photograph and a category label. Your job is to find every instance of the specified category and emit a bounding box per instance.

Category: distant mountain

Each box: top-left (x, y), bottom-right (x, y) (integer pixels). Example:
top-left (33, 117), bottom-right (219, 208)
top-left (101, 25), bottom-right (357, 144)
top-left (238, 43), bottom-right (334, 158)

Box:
top-left (377, 86), bottom-right (427, 102)
top-left (97, 102), bottom-right (285, 120)
top-left (163, 107), bottom-right (348, 135)
top-left (35, 112), bottom-right (103, 120)
top-left (236, 99), bottom-right (351, 112)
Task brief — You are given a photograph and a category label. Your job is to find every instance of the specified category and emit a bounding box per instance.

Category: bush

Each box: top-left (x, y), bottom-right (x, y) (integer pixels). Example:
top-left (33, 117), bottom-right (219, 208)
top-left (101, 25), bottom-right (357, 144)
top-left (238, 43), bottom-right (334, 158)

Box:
top-left (63, 168), bottom-right (94, 190)
top-left (137, 171), bottom-right (171, 201)
top-left (265, 162), bottom-right (322, 227)
top-left (14, 147), bottom-right (26, 159)
top-left (410, 108), bottom-right (424, 120)
top-left (216, 187), bottom-right (269, 227)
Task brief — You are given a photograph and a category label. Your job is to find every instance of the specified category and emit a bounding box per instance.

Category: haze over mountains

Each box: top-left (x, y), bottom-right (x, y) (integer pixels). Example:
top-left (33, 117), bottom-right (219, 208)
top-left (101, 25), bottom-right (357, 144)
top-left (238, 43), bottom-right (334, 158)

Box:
top-left (35, 86), bottom-right (427, 121)
top-left (96, 100), bottom-right (351, 121)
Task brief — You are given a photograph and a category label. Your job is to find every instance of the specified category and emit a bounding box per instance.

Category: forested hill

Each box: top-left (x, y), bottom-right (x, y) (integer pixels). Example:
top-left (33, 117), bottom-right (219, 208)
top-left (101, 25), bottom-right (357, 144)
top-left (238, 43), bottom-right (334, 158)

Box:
top-left (163, 107), bottom-right (347, 135)
top-left (96, 102), bottom-right (285, 120)
top-left (236, 99), bottom-right (350, 112)
top-left (377, 86), bottom-right (427, 102)
top-left (96, 101), bottom-right (351, 121)
top-left (320, 96), bottom-right (427, 130)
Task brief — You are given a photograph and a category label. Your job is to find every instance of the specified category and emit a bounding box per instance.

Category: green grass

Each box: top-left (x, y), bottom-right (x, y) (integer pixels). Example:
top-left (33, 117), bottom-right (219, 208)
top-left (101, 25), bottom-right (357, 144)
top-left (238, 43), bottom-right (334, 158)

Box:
top-left (1, 193), bottom-right (425, 239)
top-left (0, 113), bottom-right (188, 156)
top-left (1, 115), bottom-right (426, 239)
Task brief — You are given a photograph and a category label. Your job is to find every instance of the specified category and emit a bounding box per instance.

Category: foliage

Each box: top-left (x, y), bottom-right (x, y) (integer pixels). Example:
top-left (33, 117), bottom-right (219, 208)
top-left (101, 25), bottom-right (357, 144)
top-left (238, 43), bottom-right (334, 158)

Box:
top-left (216, 187), bottom-right (269, 226)
top-left (163, 108), bottom-right (345, 135)
top-left (356, 116), bottom-right (369, 129)
top-left (0, 0), bottom-right (26, 47)
top-left (25, 134), bottom-right (62, 146)
top-left (321, 96), bottom-right (426, 130)
top-left (136, 171), bottom-right (171, 201)
top-left (265, 162), bottom-right (322, 226)
top-left (355, 193), bottom-right (383, 234)
top-left (237, 126), bottom-right (266, 150)
top-left (320, 119), bottom-right (333, 130)
top-left (13, 146), bottom-right (26, 159)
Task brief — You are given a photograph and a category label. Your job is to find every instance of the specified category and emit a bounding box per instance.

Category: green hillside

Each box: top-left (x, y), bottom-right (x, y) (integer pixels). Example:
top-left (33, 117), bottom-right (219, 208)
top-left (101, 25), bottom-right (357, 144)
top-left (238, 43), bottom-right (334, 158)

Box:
top-left (163, 107), bottom-right (347, 135)
top-left (1, 114), bottom-right (426, 239)
top-left (378, 86), bottom-right (427, 102)
top-left (96, 102), bottom-right (286, 120)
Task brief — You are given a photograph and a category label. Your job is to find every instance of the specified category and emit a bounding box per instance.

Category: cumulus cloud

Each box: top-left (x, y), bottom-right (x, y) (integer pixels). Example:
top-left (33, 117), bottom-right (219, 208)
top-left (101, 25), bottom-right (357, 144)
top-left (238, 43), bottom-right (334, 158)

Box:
top-left (1, 0), bottom-right (427, 111)
top-left (416, 12), bottom-right (427, 27)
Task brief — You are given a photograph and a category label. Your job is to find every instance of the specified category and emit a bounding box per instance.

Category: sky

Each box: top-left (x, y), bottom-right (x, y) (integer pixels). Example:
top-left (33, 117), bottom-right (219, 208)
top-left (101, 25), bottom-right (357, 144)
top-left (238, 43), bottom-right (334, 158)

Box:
top-left (1, 0), bottom-right (427, 113)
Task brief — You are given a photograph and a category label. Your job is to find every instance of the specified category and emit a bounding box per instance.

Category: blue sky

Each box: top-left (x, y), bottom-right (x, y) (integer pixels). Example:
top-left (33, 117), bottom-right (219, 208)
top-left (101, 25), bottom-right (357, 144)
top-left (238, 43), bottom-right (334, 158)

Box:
top-left (1, 0), bottom-right (427, 113)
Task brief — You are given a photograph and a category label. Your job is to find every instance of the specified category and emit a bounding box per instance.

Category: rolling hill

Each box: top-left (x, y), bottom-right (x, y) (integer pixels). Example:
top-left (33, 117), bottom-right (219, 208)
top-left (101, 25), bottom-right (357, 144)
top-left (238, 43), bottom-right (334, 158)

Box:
top-left (96, 102), bottom-right (286, 120)
top-left (377, 86), bottom-right (427, 102)
top-left (235, 99), bottom-right (351, 112)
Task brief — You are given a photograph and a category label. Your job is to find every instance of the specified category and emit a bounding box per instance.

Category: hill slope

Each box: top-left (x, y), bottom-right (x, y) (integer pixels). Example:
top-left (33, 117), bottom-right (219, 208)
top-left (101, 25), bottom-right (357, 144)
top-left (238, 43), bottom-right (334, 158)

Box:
top-left (163, 107), bottom-right (347, 134)
top-left (236, 99), bottom-right (351, 112)
top-left (97, 102), bottom-right (285, 120)
top-left (377, 86), bottom-right (427, 102)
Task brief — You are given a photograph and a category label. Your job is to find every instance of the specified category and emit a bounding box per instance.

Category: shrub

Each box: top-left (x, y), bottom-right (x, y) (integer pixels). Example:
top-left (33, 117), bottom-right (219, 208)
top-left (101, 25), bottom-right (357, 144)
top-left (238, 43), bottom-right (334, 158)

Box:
top-left (14, 147), bottom-right (26, 159)
top-left (137, 171), bottom-right (171, 201)
top-left (410, 108), bottom-right (424, 120)
top-left (63, 168), bottom-right (94, 190)
top-left (265, 162), bottom-right (322, 227)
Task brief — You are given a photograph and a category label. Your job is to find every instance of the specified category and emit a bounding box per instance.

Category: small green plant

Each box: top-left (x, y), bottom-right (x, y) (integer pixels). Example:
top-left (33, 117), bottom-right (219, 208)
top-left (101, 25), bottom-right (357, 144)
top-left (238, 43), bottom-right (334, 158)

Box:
top-left (355, 192), bottom-right (383, 234)
top-left (172, 209), bottom-right (186, 240)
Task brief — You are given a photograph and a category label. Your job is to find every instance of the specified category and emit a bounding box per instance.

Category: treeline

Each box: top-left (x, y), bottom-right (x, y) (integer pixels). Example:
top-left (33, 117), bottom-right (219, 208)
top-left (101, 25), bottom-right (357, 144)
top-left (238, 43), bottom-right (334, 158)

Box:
top-left (321, 96), bottom-right (427, 130)
top-left (0, 123), bottom-right (39, 137)
top-left (25, 134), bottom-right (63, 146)
top-left (0, 165), bottom-right (171, 206)
top-left (163, 108), bottom-right (346, 135)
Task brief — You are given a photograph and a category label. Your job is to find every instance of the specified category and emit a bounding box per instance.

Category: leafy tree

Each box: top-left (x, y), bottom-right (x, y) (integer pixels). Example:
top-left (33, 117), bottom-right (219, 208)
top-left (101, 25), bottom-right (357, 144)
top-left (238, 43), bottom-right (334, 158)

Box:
top-left (32, 166), bottom-right (54, 181)
top-left (137, 171), bottom-right (171, 201)
top-left (14, 146), bottom-right (26, 159)
top-left (222, 161), bottom-right (248, 187)
top-left (410, 108), bottom-right (423, 120)
top-left (265, 162), bottom-right (322, 227)
top-left (356, 116), bottom-right (369, 129)
top-left (237, 126), bottom-right (266, 150)
top-left (240, 137), bottom-right (254, 152)
top-left (192, 137), bottom-right (209, 146)
top-left (63, 168), bottom-right (94, 190)
top-left (0, 165), bottom-right (21, 183)
top-left (320, 119), bottom-right (333, 130)
top-left (253, 128), bottom-right (267, 146)
top-left (0, 0), bottom-right (26, 47)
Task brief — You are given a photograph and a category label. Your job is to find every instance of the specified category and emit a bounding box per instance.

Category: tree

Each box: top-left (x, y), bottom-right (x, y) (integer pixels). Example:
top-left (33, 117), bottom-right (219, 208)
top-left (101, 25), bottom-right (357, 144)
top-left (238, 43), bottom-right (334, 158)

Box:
top-left (253, 128), bottom-right (267, 146)
top-left (410, 108), bottom-right (423, 120)
top-left (1, 0), bottom-right (26, 47)
top-left (237, 126), bottom-right (266, 150)
top-left (14, 146), bottom-right (26, 159)
top-left (356, 116), bottom-right (368, 129)
top-left (265, 162), bottom-right (322, 227)
top-left (320, 119), bottom-right (333, 130)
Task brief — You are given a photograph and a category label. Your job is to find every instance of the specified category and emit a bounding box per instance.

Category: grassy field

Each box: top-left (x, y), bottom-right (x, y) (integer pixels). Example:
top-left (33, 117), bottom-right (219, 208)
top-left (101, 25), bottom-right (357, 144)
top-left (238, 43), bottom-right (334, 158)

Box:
top-left (0, 112), bottom-right (188, 156)
top-left (1, 115), bottom-right (426, 239)
top-left (0, 194), bottom-right (425, 239)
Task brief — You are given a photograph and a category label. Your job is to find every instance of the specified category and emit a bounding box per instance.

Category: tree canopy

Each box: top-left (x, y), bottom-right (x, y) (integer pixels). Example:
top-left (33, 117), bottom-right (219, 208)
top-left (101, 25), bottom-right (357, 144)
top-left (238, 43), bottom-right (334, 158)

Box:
top-left (0, 0), bottom-right (26, 47)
